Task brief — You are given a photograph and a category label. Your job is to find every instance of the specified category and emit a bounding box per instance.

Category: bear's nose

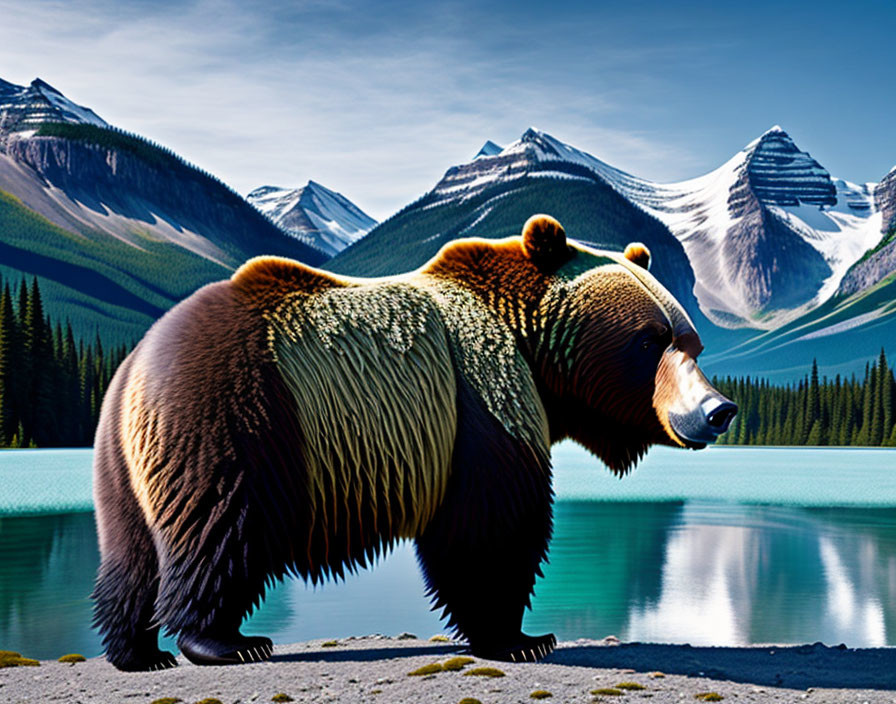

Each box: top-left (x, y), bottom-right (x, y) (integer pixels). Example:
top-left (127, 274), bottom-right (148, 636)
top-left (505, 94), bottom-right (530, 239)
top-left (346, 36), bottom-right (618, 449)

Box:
top-left (705, 401), bottom-right (738, 433)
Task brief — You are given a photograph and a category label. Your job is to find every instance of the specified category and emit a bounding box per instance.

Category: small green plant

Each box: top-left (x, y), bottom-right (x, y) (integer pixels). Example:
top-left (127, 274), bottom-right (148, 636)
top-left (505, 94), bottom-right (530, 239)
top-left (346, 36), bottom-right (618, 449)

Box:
top-left (616, 682), bottom-right (646, 690)
top-left (0, 652), bottom-right (39, 668)
top-left (150, 699), bottom-right (182, 704)
top-left (591, 688), bottom-right (624, 696)
top-left (429, 634), bottom-right (450, 642)
top-left (695, 694), bottom-right (724, 702)
top-left (530, 690), bottom-right (553, 699)
top-left (463, 667), bottom-right (505, 677)
top-left (441, 656), bottom-right (475, 671)
top-left (271, 695), bottom-right (294, 702)
top-left (194, 699), bottom-right (224, 704)
top-left (458, 699), bottom-right (483, 704)
top-left (408, 662), bottom-right (443, 676)
top-left (370, 689), bottom-right (383, 695)
top-left (58, 653), bottom-right (86, 663)
top-left (320, 640), bottom-right (339, 647)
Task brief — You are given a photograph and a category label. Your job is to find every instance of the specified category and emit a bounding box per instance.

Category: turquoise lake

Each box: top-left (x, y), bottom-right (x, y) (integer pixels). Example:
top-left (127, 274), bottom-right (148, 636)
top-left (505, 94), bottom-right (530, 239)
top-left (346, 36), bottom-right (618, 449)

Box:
top-left (1, 444), bottom-right (895, 659)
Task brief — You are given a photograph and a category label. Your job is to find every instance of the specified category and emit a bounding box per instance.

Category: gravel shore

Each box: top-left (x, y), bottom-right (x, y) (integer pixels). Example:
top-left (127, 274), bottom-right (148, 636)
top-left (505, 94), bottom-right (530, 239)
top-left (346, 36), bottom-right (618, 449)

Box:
top-left (2, 635), bottom-right (895, 704)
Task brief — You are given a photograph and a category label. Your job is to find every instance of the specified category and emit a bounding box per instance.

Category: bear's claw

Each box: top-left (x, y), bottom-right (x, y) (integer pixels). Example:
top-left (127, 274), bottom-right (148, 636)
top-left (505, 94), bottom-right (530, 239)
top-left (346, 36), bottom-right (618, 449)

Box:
top-left (178, 633), bottom-right (274, 666)
top-left (146, 653), bottom-right (178, 671)
top-left (473, 633), bottom-right (556, 663)
top-left (111, 650), bottom-right (178, 672)
top-left (235, 643), bottom-right (274, 663)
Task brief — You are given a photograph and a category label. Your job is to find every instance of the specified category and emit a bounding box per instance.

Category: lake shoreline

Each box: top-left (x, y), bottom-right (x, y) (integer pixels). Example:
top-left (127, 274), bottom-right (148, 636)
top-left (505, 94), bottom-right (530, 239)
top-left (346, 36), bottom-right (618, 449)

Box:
top-left (2, 635), bottom-right (896, 703)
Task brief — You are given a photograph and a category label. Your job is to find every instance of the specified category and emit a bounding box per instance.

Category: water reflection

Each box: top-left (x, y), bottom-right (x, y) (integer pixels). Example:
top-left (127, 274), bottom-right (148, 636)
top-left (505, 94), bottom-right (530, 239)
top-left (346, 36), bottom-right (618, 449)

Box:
top-left (0, 512), bottom-right (99, 658)
top-left (4, 502), bottom-right (896, 658)
top-left (526, 502), bottom-right (896, 648)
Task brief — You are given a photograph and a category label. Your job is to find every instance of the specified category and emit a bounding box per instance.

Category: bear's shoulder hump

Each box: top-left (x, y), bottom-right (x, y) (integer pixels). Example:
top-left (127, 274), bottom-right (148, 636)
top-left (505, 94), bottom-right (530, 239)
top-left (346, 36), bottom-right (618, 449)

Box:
top-left (231, 256), bottom-right (344, 306)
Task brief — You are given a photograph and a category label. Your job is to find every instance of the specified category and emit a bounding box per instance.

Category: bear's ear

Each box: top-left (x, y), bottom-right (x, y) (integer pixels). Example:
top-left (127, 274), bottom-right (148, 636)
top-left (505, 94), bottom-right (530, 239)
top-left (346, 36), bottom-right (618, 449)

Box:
top-left (521, 214), bottom-right (569, 272)
top-left (624, 242), bottom-right (651, 270)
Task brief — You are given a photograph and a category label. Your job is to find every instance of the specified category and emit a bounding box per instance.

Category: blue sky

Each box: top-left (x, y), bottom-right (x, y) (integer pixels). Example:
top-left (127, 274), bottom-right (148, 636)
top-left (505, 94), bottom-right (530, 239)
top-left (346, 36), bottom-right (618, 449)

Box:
top-left (1, 0), bottom-right (894, 220)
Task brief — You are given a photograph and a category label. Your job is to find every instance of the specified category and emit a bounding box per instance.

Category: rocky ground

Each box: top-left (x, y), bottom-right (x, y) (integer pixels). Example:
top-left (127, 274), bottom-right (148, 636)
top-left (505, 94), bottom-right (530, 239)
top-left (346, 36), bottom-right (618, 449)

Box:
top-left (1, 635), bottom-right (895, 704)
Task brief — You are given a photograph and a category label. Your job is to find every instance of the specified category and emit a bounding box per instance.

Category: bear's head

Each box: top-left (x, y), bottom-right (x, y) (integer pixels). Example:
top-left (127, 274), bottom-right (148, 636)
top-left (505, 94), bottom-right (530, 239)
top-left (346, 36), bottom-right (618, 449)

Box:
top-left (521, 214), bottom-right (737, 472)
top-left (427, 214), bottom-right (737, 474)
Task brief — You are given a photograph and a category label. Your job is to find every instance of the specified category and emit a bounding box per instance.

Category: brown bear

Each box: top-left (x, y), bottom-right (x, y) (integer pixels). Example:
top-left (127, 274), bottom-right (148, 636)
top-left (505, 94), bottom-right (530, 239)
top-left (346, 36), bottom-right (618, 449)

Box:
top-left (92, 214), bottom-right (736, 671)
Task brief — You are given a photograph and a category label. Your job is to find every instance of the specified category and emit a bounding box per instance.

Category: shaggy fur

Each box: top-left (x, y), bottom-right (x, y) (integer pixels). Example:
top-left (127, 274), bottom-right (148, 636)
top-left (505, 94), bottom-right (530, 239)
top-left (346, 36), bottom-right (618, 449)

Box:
top-left (93, 214), bottom-right (709, 670)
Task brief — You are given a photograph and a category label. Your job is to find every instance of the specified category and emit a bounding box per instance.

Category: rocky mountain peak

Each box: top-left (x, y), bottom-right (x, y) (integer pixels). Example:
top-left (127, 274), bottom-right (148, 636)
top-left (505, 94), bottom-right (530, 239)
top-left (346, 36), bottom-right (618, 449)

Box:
top-left (519, 127), bottom-right (564, 158)
top-left (31, 77), bottom-right (62, 94)
top-left (474, 140), bottom-right (502, 159)
top-left (247, 181), bottom-right (376, 258)
top-left (744, 127), bottom-right (836, 207)
top-left (0, 75), bottom-right (108, 132)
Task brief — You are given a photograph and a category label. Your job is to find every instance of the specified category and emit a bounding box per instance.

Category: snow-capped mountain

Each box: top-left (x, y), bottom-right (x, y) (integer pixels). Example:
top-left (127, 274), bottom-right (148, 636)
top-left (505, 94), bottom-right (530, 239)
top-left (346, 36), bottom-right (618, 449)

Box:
top-left (591, 127), bottom-right (884, 329)
top-left (248, 181), bottom-right (377, 258)
top-left (330, 125), bottom-right (895, 380)
top-left (0, 76), bottom-right (324, 343)
top-left (424, 127), bottom-right (886, 331)
top-left (0, 77), bottom-right (107, 132)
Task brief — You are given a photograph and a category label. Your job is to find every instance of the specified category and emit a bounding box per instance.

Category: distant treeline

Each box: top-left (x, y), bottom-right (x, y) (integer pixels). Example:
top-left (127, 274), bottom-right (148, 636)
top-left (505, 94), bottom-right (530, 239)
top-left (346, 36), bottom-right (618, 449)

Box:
top-left (0, 276), bottom-right (128, 447)
top-left (713, 352), bottom-right (896, 447)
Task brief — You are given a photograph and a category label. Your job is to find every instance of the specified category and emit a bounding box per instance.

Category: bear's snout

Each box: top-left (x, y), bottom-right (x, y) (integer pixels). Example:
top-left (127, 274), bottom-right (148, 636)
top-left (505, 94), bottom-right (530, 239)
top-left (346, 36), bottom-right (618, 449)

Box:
top-left (654, 348), bottom-right (738, 447)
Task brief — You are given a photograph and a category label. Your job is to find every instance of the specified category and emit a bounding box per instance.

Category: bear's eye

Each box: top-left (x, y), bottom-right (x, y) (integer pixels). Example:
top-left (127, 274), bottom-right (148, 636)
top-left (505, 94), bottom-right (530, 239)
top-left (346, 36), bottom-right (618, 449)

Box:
top-left (635, 326), bottom-right (670, 355)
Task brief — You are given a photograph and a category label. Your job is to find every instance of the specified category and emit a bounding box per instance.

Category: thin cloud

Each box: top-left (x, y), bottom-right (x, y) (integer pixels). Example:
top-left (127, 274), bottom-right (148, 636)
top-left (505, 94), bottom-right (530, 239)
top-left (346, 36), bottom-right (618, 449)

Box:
top-left (0, 0), bottom-right (780, 219)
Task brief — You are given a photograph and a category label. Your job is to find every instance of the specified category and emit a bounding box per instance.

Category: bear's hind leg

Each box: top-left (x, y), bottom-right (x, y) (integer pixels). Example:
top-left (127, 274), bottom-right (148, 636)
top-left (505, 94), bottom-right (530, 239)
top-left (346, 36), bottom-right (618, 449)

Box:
top-left (93, 426), bottom-right (176, 671)
top-left (93, 553), bottom-right (177, 671)
top-left (154, 483), bottom-right (275, 666)
top-left (415, 375), bottom-right (556, 662)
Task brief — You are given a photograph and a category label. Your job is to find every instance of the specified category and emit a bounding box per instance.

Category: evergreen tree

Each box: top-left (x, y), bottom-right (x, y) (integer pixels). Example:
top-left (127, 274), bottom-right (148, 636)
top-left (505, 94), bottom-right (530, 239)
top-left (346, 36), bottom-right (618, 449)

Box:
top-left (806, 418), bottom-right (823, 446)
top-left (807, 359), bottom-right (821, 430)
top-left (24, 278), bottom-right (56, 446)
top-left (0, 284), bottom-right (14, 444)
top-left (856, 363), bottom-right (874, 446)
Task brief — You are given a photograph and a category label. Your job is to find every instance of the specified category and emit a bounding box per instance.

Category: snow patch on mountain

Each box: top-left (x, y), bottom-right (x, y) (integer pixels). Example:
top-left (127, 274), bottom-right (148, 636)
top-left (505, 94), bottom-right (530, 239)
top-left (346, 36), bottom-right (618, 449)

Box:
top-left (792, 309), bottom-right (887, 342)
top-left (248, 181), bottom-right (377, 257)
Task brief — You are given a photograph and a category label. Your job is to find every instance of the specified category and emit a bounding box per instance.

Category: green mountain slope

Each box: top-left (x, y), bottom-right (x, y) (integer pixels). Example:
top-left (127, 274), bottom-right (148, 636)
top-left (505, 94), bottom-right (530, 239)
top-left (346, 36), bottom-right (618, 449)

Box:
top-left (701, 270), bottom-right (896, 382)
top-left (0, 189), bottom-right (228, 342)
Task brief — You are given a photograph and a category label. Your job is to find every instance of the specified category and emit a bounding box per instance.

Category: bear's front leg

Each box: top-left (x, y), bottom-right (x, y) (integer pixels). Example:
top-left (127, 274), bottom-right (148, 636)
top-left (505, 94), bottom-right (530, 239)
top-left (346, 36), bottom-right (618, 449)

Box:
top-left (415, 374), bottom-right (556, 662)
top-left (415, 512), bottom-right (556, 662)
